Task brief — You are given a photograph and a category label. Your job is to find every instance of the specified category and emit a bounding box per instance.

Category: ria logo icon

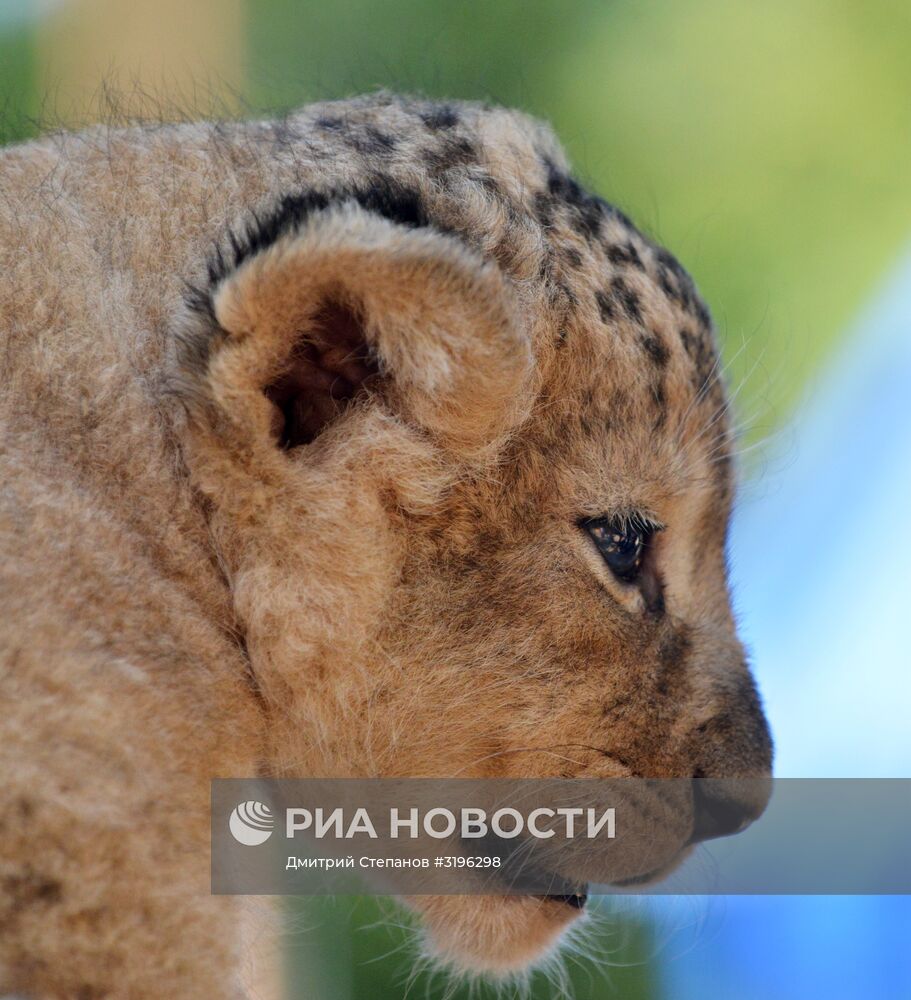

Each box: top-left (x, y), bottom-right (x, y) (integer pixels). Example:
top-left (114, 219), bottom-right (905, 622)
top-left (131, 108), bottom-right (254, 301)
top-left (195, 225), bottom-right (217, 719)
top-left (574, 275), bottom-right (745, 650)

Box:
top-left (228, 801), bottom-right (275, 846)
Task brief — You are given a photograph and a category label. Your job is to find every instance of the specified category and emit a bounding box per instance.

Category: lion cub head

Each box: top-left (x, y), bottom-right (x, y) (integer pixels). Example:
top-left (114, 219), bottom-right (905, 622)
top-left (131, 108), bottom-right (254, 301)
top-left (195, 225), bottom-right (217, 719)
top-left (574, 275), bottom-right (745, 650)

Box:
top-left (172, 96), bottom-right (772, 975)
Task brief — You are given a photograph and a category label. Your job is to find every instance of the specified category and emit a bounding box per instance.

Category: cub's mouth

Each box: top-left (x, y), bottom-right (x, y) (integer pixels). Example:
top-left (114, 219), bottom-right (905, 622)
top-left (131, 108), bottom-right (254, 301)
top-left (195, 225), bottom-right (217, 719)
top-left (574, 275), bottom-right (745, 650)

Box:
top-left (465, 817), bottom-right (687, 905)
top-left (464, 830), bottom-right (590, 903)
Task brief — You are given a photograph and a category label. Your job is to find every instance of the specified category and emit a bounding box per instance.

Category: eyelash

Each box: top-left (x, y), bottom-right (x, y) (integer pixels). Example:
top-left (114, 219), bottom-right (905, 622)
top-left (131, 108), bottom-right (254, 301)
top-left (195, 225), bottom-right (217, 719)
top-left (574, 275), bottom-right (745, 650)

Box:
top-left (580, 513), bottom-right (662, 584)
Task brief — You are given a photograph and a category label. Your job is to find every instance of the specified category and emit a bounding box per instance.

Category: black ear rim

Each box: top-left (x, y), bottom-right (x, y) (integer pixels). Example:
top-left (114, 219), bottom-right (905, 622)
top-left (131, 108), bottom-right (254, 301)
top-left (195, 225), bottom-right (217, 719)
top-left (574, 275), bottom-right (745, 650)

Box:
top-left (181, 178), bottom-right (444, 388)
top-left (189, 177), bottom-right (439, 316)
top-left (174, 183), bottom-right (531, 456)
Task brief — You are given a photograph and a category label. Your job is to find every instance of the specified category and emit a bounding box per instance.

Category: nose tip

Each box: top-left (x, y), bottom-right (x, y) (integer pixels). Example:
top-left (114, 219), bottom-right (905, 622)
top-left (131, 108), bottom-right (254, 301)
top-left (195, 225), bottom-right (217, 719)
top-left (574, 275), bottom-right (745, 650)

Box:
top-left (689, 778), bottom-right (763, 844)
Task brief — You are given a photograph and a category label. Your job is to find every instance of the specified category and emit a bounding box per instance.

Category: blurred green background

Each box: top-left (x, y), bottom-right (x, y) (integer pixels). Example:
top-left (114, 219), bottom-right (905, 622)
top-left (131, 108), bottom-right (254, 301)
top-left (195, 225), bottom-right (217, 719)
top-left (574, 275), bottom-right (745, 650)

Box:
top-left (4, 0), bottom-right (911, 439)
top-left (3, 1), bottom-right (909, 996)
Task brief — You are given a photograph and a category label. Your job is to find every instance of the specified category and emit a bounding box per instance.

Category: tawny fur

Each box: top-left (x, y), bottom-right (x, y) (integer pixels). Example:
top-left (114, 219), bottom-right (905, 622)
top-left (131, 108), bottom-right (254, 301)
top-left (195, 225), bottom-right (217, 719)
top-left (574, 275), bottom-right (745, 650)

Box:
top-left (0, 93), bottom-right (771, 998)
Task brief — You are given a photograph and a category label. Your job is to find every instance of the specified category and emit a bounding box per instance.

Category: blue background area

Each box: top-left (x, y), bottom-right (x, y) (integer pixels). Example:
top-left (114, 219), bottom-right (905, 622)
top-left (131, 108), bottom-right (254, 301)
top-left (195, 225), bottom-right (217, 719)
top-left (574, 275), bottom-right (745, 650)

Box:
top-left (651, 254), bottom-right (911, 999)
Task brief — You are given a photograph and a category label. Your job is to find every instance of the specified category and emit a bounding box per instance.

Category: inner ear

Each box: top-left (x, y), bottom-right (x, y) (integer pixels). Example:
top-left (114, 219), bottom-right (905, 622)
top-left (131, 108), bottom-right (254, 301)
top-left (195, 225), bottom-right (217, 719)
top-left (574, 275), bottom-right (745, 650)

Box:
top-left (264, 298), bottom-right (379, 448)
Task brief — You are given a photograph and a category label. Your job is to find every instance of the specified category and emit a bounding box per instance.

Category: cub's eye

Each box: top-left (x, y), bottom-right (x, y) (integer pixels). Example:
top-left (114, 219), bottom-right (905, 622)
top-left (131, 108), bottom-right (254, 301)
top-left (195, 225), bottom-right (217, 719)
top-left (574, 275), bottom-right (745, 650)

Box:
top-left (582, 516), bottom-right (654, 583)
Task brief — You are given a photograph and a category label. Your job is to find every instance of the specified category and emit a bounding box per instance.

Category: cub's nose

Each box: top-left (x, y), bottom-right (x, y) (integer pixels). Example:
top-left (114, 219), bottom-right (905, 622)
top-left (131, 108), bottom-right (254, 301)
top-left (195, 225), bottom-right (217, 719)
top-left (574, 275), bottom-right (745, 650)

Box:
top-left (689, 777), bottom-right (769, 844)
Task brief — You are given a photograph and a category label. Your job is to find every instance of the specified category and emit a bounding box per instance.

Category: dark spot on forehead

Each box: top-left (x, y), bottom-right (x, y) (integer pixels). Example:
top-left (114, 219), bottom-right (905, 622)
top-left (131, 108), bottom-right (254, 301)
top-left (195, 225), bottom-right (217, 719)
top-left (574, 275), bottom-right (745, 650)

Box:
top-left (679, 327), bottom-right (699, 358)
top-left (651, 379), bottom-right (668, 429)
top-left (611, 276), bottom-right (642, 322)
top-left (4, 870), bottom-right (63, 908)
top-left (423, 135), bottom-right (478, 175)
top-left (656, 266), bottom-right (677, 302)
top-left (315, 115), bottom-right (346, 132)
top-left (533, 190), bottom-right (556, 229)
top-left (420, 105), bottom-right (460, 130)
top-left (694, 298), bottom-right (712, 329)
top-left (595, 289), bottom-right (615, 322)
top-left (679, 326), bottom-right (718, 391)
top-left (652, 247), bottom-right (712, 328)
top-left (654, 249), bottom-right (695, 308)
top-left (543, 159), bottom-right (606, 240)
top-left (552, 281), bottom-right (578, 309)
top-left (641, 332), bottom-right (670, 366)
top-left (345, 125), bottom-right (397, 155)
top-left (606, 241), bottom-right (645, 272)
top-left (561, 246), bottom-right (583, 268)
top-left (368, 126), bottom-right (397, 149)
top-left (655, 248), bottom-right (689, 286)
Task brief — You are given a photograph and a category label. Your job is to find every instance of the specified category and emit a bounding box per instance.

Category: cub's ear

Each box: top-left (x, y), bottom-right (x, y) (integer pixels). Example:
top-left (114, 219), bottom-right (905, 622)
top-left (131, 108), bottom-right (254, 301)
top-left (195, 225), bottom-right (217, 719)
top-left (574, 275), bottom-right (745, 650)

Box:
top-left (175, 193), bottom-right (532, 459)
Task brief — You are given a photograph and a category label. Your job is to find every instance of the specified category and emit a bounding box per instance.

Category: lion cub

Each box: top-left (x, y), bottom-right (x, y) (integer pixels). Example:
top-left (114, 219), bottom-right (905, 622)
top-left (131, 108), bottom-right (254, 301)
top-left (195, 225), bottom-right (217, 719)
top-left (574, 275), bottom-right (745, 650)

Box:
top-left (0, 94), bottom-right (770, 997)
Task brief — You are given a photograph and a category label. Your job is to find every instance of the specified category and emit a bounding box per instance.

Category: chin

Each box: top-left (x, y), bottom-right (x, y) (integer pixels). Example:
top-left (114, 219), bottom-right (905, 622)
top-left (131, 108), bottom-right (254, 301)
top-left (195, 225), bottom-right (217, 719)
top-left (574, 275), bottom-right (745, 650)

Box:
top-left (412, 894), bottom-right (586, 977)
